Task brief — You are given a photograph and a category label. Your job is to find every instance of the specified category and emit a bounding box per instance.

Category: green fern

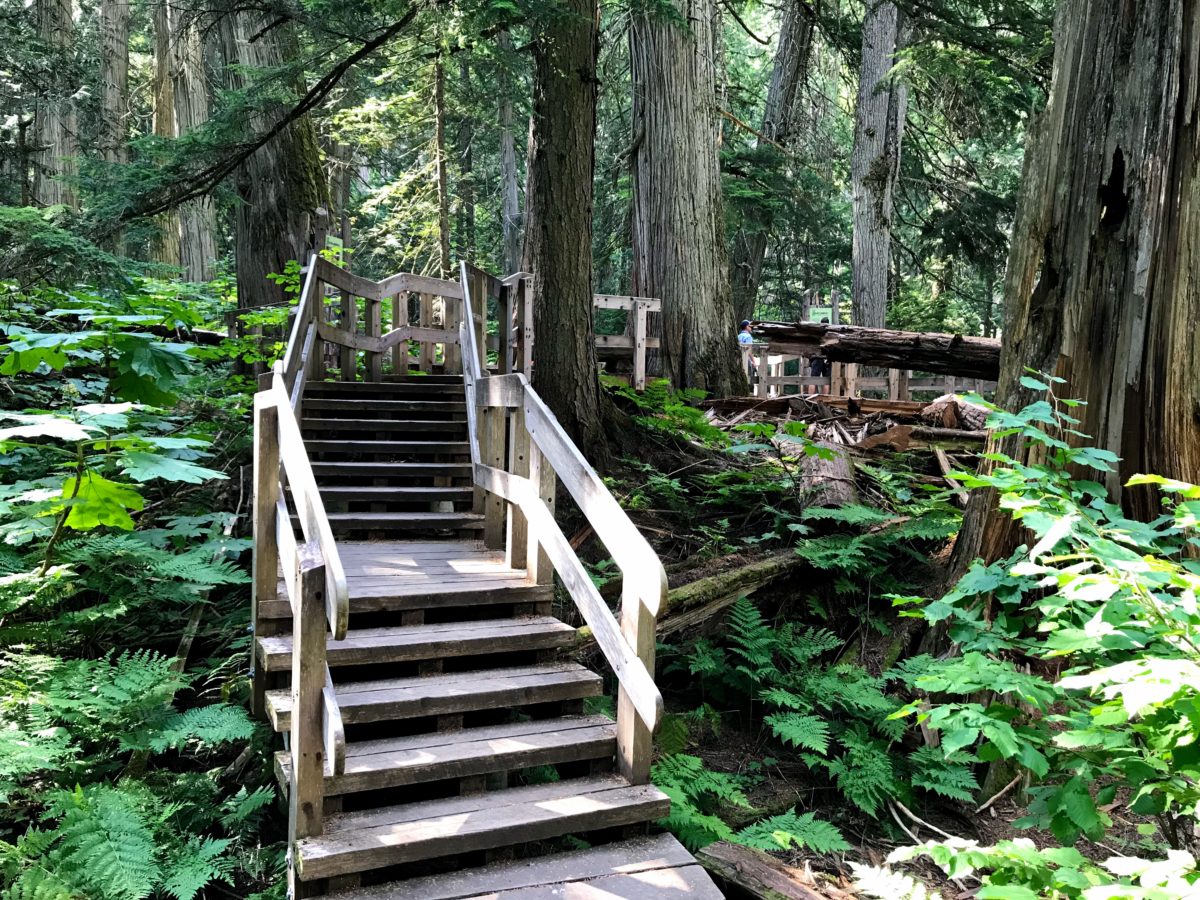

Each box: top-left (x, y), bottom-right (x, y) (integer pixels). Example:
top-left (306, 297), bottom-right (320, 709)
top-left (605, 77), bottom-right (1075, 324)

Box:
top-left (652, 754), bottom-right (752, 850)
top-left (764, 713), bottom-right (831, 754)
top-left (727, 598), bottom-right (780, 688)
top-left (820, 727), bottom-right (898, 817)
top-left (735, 810), bottom-right (851, 853)
top-left (144, 705), bottom-right (256, 753)
top-left (53, 785), bottom-right (161, 900)
top-left (160, 837), bottom-right (234, 900)
top-left (907, 746), bottom-right (979, 803)
top-left (802, 505), bottom-right (897, 527)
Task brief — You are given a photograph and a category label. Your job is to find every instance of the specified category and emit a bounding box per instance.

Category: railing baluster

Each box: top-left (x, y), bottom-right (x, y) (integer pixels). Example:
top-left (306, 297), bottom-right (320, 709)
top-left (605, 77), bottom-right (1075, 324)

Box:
top-left (525, 440), bottom-right (555, 586)
top-left (251, 393), bottom-right (280, 718)
top-left (481, 405), bottom-right (506, 550)
top-left (506, 403), bottom-right (530, 571)
top-left (391, 292), bottom-right (407, 374)
top-left (288, 543), bottom-right (327, 890)
top-left (617, 578), bottom-right (659, 785)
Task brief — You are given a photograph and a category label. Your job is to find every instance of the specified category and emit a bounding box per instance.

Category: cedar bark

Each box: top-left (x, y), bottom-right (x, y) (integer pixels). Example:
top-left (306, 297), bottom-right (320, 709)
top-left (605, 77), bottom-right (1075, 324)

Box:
top-left (522, 0), bottom-right (607, 453)
top-left (730, 0), bottom-right (814, 322)
top-left (455, 59), bottom-right (475, 262)
top-left (953, 0), bottom-right (1200, 570)
top-left (434, 58), bottom-right (452, 278)
top-left (34, 0), bottom-right (79, 209)
top-left (98, 0), bottom-right (129, 165)
top-left (850, 1), bottom-right (907, 327)
top-left (631, 0), bottom-right (746, 396)
top-left (499, 31), bottom-right (522, 274)
top-left (171, 6), bottom-right (217, 281)
top-left (151, 0), bottom-right (181, 265)
top-left (219, 12), bottom-right (328, 307)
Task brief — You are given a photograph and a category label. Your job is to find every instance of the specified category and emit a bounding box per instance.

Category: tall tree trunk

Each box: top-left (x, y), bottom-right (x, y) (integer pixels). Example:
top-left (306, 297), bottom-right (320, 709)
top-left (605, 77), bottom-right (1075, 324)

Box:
top-left (151, 0), bottom-right (181, 266)
top-left (220, 12), bottom-right (328, 307)
top-left (850, 1), bottom-right (907, 328)
top-left (523, 0), bottom-right (607, 452)
top-left (631, 0), bottom-right (746, 395)
top-left (730, 0), bottom-right (814, 323)
top-left (171, 7), bottom-right (217, 281)
top-left (34, 0), bottom-right (79, 209)
top-left (98, 0), bottom-right (129, 165)
top-left (433, 58), bottom-right (452, 278)
top-left (455, 59), bottom-right (475, 262)
top-left (499, 32), bottom-right (522, 274)
top-left (952, 0), bottom-right (1200, 572)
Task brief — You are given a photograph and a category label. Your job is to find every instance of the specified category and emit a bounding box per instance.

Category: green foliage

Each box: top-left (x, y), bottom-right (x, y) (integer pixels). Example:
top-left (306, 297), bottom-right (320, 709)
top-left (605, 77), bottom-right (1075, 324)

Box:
top-left (735, 810), bottom-right (850, 854)
top-left (884, 385), bottom-right (1200, 892)
top-left (604, 377), bottom-right (728, 446)
top-left (651, 754), bottom-right (750, 850)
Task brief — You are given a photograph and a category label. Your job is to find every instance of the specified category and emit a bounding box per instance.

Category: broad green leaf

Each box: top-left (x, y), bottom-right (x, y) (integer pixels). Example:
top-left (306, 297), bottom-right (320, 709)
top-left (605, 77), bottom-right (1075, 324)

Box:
top-left (119, 452), bottom-right (227, 484)
top-left (61, 472), bottom-right (145, 530)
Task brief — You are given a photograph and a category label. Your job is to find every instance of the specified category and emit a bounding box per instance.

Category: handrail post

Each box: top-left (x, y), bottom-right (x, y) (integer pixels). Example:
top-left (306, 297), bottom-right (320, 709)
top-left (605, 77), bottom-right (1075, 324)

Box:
top-left (391, 291), bottom-right (408, 374)
top-left (525, 439), bottom-right (555, 585)
top-left (502, 283), bottom-right (515, 375)
top-left (518, 277), bottom-right (533, 375)
top-left (366, 295), bottom-right (382, 382)
top-left (339, 279), bottom-right (356, 382)
top-left (251, 392), bottom-right (280, 718)
top-left (288, 543), bottom-right (327, 893)
top-left (506, 403), bottom-right (530, 570)
top-left (444, 297), bottom-right (462, 375)
top-left (419, 293), bottom-right (435, 372)
top-left (617, 582), bottom-right (659, 785)
top-left (632, 299), bottom-right (648, 391)
top-left (473, 270), bottom-right (488, 374)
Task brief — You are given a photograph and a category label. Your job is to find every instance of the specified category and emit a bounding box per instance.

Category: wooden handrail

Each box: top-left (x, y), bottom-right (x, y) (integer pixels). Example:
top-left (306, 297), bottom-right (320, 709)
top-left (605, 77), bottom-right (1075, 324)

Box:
top-left (460, 264), bottom-right (664, 781)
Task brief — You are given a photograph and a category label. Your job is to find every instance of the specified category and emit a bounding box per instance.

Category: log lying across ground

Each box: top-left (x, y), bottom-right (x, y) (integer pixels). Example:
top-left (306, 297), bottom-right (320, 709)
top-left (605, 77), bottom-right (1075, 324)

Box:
top-left (698, 842), bottom-right (858, 900)
top-left (752, 321), bottom-right (1001, 380)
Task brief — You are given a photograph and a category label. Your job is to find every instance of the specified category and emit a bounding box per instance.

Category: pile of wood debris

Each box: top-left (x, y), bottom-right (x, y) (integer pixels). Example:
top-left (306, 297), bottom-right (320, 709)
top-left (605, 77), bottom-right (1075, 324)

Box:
top-left (702, 393), bottom-right (990, 508)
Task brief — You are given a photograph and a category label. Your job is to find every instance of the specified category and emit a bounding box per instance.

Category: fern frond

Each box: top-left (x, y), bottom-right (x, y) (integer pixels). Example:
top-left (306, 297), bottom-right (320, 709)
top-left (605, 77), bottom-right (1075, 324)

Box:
top-left (907, 746), bottom-right (979, 804)
top-left (54, 785), bottom-right (160, 900)
top-left (825, 728), bottom-right (897, 817)
top-left (146, 705), bottom-right (256, 753)
top-left (765, 713), bottom-right (831, 754)
top-left (735, 810), bottom-right (851, 853)
top-left (161, 837), bottom-right (233, 900)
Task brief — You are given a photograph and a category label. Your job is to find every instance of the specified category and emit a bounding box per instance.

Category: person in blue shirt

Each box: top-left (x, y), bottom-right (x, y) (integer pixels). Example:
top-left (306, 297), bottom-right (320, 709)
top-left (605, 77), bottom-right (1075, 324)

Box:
top-left (738, 320), bottom-right (757, 382)
top-left (738, 320), bottom-right (754, 345)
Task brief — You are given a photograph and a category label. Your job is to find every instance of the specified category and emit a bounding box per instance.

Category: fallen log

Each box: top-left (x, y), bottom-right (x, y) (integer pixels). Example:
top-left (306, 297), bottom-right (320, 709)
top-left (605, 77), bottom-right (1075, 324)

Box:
top-left (753, 321), bottom-right (1000, 380)
top-left (577, 552), bottom-right (805, 648)
top-left (782, 438), bottom-right (858, 507)
top-left (855, 424), bottom-right (986, 452)
top-left (698, 842), bottom-right (858, 900)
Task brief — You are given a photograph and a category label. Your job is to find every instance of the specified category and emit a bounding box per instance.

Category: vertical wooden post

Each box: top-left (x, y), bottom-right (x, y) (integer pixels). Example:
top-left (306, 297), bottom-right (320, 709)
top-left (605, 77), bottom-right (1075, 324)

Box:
top-left (520, 277), bottom-right (534, 375)
top-left (443, 297), bottom-right (462, 375)
top-left (419, 293), bottom-right (435, 373)
top-left (900, 369), bottom-right (912, 401)
top-left (946, 375), bottom-right (957, 395)
top-left (756, 346), bottom-right (769, 397)
top-left (312, 280), bottom-right (328, 382)
top-left (251, 393), bottom-right (280, 719)
top-left (843, 363), bottom-right (859, 398)
top-left (288, 544), bottom-right (326, 894)
top-left (339, 291), bottom-right (356, 382)
top-left (391, 293), bottom-right (408, 374)
top-left (888, 368), bottom-right (900, 400)
top-left (617, 582), bottom-right (658, 785)
top-left (365, 297), bottom-right (382, 382)
top-left (632, 299), bottom-right (648, 391)
top-left (502, 285), bottom-right (515, 375)
top-left (480, 404), bottom-right (506, 550)
top-left (506, 404), bottom-right (530, 571)
top-left (474, 272), bottom-right (488, 374)
top-left (828, 291), bottom-right (843, 396)
top-left (525, 439), bottom-right (555, 585)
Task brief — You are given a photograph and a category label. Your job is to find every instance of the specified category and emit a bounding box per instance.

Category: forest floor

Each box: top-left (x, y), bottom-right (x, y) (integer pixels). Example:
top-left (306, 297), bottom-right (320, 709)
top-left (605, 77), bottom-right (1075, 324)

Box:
top-left (571, 383), bottom-right (1115, 898)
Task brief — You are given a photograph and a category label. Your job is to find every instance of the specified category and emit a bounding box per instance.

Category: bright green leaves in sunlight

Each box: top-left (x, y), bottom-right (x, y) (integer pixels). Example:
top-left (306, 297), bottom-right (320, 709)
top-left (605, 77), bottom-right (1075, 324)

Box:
top-left (61, 472), bottom-right (145, 530)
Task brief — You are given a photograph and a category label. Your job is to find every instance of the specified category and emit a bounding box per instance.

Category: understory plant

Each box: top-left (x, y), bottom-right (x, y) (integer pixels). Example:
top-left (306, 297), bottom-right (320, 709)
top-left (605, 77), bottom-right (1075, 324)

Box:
top-left (876, 379), bottom-right (1200, 894)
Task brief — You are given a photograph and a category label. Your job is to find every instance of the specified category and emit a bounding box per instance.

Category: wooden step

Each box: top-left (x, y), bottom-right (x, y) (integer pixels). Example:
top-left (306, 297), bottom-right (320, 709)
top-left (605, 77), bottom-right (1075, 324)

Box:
top-left (302, 418), bottom-right (467, 434)
top-left (275, 715), bottom-right (616, 796)
top-left (307, 382), bottom-right (464, 398)
top-left (265, 663), bottom-right (602, 732)
top-left (260, 582), bottom-right (553, 621)
top-left (295, 775), bottom-right (670, 881)
top-left (296, 512), bottom-right (484, 533)
top-left (256, 616), bottom-right (575, 672)
top-left (312, 462), bottom-right (473, 479)
top-left (315, 486), bottom-right (474, 503)
top-left (304, 440), bottom-right (470, 457)
top-left (304, 399), bottom-right (467, 415)
top-left (323, 833), bottom-right (721, 899)
top-left (380, 374), bottom-right (464, 384)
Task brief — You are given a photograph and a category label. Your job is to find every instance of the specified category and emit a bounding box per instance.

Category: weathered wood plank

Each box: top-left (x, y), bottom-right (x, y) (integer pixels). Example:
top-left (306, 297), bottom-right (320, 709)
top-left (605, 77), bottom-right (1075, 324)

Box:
top-left (251, 393), bottom-right (280, 717)
top-left (296, 776), bottom-right (669, 881)
top-left (267, 663), bottom-right (602, 731)
top-left (276, 715), bottom-right (615, 796)
top-left (321, 833), bottom-right (700, 900)
top-left (289, 545), bottom-right (327, 843)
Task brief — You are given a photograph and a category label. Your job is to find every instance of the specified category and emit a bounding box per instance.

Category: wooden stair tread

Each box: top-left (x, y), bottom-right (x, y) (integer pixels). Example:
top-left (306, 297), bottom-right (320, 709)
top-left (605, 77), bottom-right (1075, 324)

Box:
top-left (295, 775), bottom-right (670, 881)
top-left (266, 663), bottom-right (602, 731)
top-left (312, 462), bottom-right (473, 477)
top-left (305, 399), bottom-right (467, 412)
top-left (275, 715), bottom-right (616, 795)
top-left (256, 616), bottom-right (575, 671)
top-left (302, 418), bottom-right (467, 432)
top-left (304, 440), bottom-right (471, 454)
top-left (323, 834), bottom-right (719, 899)
top-left (313, 486), bottom-right (474, 501)
top-left (296, 512), bottom-right (485, 530)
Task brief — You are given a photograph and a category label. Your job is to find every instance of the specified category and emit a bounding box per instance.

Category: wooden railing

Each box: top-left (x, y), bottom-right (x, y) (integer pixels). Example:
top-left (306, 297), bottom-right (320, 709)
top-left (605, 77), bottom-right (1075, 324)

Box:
top-left (459, 261), bottom-right (665, 782)
top-left (741, 343), bottom-right (997, 400)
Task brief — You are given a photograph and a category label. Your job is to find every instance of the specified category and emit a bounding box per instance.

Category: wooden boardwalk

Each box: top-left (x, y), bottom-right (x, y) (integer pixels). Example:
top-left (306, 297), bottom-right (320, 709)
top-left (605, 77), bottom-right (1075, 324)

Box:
top-left (252, 259), bottom-right (723, 897)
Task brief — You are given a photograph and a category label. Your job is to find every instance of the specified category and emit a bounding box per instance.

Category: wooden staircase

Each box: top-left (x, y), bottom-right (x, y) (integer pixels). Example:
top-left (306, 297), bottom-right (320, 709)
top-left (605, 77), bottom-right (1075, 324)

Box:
top-left (252, 258), bottom-right (723, 897)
